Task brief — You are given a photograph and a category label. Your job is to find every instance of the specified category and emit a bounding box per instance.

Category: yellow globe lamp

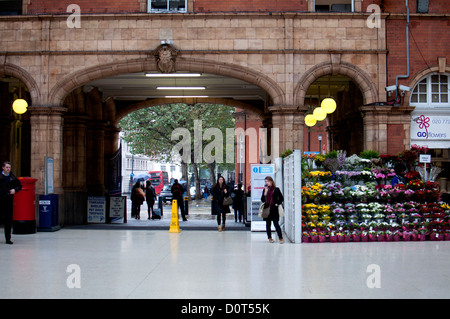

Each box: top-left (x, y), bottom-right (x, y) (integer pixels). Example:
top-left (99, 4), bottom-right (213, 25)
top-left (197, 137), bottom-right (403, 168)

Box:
top-left (305, 114), bottom-right (317, 127)
top-left (321, 98), bottom-right (337, 114)
top-left (12, 99), bottom-right (28, 115)
top-left (313, 107), bottom-right (327, 121)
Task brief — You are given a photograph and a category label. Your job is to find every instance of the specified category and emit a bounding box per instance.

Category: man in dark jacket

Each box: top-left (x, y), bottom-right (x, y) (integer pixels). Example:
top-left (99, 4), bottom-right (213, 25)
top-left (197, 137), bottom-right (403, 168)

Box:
top-left (0, 161), bottom-right (22, 244)
top-left (171, 179), bottom-right (186, 221)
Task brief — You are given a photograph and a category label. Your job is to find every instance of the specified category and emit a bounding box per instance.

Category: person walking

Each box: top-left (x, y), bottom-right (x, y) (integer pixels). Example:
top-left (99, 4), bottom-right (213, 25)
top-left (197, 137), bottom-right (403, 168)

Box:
top-left (0, 161), bottom-right (22, 245)
top-left (211, 176), bottom-right (231, 231)
top-left (261, 176), bottom-right (284, 244)
top-left (232, 183), bottom-right (244, 223)
top-left (171, 179), bottom-right (186, 221)
top-left (131, 182), bottom-right (144, 219)
top-left (145, 180), bottom-right (156, 219)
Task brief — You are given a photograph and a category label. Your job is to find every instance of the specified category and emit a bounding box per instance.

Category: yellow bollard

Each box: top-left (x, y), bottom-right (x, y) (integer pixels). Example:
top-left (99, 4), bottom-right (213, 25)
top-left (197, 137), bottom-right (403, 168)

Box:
top-left (168, 199), bottom-right (181, 233)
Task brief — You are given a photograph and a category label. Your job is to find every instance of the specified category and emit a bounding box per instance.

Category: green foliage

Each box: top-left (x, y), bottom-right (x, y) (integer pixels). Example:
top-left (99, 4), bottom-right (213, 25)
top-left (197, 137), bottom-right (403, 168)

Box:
top-left (359, 150), bottom-right (380, 160)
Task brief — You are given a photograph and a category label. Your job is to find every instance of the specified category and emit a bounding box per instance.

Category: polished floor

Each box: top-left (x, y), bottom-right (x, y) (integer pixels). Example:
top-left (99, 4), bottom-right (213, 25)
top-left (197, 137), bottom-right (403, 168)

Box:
top-left (1, 228), bottom-right (449, 299)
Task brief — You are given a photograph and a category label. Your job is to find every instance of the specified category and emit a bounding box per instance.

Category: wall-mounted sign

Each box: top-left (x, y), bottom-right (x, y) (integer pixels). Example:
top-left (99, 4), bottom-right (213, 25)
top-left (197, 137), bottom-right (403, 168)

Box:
top-left (411, 114), bottom-right (450, 149)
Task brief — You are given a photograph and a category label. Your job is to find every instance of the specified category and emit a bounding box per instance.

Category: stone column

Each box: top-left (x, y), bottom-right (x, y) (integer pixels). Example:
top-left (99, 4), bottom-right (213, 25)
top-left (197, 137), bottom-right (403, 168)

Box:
top-left (269, 105), bottom-right (308, 154)
top-left (28, 106), bottom-right (67, 195)
top-left (360, 105), bottom-right (415, 154)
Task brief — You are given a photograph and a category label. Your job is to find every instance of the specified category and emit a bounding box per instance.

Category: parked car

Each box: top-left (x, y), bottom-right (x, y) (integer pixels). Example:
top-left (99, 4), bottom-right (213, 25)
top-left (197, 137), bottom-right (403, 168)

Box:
top-left (160, 184), bottom-right (172, 203)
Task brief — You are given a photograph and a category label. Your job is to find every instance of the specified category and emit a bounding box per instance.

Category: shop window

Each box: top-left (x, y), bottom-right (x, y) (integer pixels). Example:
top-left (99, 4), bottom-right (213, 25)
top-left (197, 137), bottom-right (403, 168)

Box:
top-left (314, 0), bottom-right (352, 13)
top-left (411, 74), bottom-right (450, 108)
top-left (0, 0), bottom-right (22, 15)
top-left (148, 0), bottom-right (187, 12)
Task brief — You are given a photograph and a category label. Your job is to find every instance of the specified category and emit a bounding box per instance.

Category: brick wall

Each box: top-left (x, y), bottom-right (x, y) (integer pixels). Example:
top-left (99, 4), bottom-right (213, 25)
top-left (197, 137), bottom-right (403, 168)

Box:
top-left (387, 18), bottom-right (450, 86)
top-left (28, 0), bottom-right (141, 14)
top-left (193, 0), bottom-right (307, 13)
top-left (387, 124), bottom-right (406, 155)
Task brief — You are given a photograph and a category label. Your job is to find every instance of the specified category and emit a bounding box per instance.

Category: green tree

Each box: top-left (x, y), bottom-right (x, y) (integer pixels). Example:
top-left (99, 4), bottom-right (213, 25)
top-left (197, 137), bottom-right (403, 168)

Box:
top-left (119, 103), bottom-right (235, 199)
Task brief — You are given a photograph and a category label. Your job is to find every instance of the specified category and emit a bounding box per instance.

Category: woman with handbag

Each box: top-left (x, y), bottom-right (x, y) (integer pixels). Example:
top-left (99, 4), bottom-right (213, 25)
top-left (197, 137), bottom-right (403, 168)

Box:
top-left (211, 176), bottom-right (231, 232)
top-left (261, 176), bottom-right (284, 244)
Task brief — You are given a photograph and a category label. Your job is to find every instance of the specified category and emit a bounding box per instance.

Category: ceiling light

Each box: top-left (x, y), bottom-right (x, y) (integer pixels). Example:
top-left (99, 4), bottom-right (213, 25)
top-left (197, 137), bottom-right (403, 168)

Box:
top-left (146, 73), bottom-right (201, 77)
top-left (165, 96), bottom-right (209, 98)
top-left (157, 87), bottom-right (205, 90)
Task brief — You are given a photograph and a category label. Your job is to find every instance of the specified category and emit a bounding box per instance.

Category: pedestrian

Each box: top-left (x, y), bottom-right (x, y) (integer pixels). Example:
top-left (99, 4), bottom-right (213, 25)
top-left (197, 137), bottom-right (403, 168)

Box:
top-left (145, 180), bottom-right (156, 219)
top-left (261, 176), bottom-right (284, 244)
top-left (391, 162), bottom-right (406, 186)
top-left (0, 161), bottom-right (22, 245)
top-left (232, 183), bottom-right (244, 223)
top-left (131, 182), bottom-right (144, 219)
top-left (211, 176), bottom-right (231, 231)
top-left (171, 179), bottom-right (187, 221)
top-left (203, 185), bottom-right (209, 199)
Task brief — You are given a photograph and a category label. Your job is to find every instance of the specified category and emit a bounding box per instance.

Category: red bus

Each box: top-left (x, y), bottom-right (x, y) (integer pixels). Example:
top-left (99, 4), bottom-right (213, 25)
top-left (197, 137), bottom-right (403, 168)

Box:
top-left (148, 171), bottom-right (169, 194)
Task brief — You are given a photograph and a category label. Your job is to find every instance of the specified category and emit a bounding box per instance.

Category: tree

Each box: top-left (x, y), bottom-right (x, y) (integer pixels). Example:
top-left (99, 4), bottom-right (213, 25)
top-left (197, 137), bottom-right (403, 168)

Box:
top-left (119, 103), bottom-right (235, 199)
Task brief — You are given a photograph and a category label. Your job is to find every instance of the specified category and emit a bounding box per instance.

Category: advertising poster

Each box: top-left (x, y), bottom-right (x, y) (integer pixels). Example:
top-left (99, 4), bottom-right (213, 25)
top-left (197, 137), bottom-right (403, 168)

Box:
top-left (87, 196), bottom-right (106, 223)
top-left (250, 164), bottom-right (274, 231)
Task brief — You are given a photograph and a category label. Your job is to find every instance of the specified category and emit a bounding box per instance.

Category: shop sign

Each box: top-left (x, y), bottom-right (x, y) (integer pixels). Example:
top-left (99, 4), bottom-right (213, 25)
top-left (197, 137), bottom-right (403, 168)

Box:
top-left (411, 115), bottom-right (450, 140)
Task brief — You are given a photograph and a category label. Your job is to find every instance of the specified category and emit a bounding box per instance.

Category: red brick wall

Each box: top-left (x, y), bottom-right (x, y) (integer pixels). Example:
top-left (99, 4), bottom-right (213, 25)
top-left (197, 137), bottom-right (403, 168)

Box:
top-left (28, 0), bottom-right (141, 14)
top-left (386, 18), bottom-right (450, 87)
top-left (387, 124), bottom-right (406, 155)
top-left (193, 0), bottom-right (307, 13)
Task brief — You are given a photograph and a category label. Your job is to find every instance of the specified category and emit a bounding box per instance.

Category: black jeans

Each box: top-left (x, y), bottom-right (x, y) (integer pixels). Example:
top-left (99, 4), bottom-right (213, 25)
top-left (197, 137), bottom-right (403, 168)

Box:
top-left (266, 220), bottom-right (283, 240)
top-left (1, 197), bottom-right (13, 241)
top-left (217, 211), bottom-right (226, 226)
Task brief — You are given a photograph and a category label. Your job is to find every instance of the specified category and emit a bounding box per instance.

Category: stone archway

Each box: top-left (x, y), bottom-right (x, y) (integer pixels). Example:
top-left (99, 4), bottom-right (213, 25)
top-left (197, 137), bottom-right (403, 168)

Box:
top-left (294, 60), bottom-right (379, 106)
top-left (49, 55), bottom-right (285, 108)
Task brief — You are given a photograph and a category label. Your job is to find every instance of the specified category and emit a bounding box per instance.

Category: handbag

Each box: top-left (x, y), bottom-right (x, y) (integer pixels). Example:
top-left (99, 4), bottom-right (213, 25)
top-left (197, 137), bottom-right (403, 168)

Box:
top-left (278, 204), bottom-right (284, 217)
top-left (223, 195), bottom-right (233, 206)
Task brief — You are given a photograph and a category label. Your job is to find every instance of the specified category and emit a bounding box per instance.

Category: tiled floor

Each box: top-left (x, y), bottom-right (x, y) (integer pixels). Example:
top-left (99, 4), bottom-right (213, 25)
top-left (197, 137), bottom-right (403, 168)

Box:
top-left (1, 228), bottom-right (449, 299)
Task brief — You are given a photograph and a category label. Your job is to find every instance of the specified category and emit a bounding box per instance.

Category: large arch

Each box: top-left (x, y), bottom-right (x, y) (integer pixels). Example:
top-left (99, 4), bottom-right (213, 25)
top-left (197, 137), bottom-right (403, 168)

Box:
top-left (114, 97), bottom-right (266, 127)
top-left (294, 61), bottom-right (379, 106)
top-left (49, 56), bottom-right (285, 108)
top-left (0, 62), bottom-right (41, 106)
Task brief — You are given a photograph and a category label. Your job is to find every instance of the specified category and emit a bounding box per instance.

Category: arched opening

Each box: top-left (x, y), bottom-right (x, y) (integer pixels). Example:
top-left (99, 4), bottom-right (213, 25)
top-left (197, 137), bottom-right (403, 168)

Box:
top-left (0, 75), bottom-right (32, 177)
top-left (60, 68), bottom-right (270, 226)
top-left (303, 74), bottom-right (365, 155)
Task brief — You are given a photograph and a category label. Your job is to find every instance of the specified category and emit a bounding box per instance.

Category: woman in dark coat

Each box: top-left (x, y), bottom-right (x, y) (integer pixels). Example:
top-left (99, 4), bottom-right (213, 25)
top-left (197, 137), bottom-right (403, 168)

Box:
top-left (261, 176), bottom-right (284, 244)
top-left (232, 183), bottom-right (244, 222)
top-left (131, 182), bottom-right (144, 219)
top-left (211, 176), bottom-right (231, 231)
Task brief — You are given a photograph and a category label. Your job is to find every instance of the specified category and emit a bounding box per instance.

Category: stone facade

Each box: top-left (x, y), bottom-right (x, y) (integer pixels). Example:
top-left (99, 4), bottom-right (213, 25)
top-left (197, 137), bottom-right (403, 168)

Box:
top-left (2, 1), bottom-right (448, 224)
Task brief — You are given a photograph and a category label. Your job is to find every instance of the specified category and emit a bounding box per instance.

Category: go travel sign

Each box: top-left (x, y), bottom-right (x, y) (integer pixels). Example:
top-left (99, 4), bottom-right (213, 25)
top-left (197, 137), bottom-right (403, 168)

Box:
top-left (411, 114), bottom-right (450, 148)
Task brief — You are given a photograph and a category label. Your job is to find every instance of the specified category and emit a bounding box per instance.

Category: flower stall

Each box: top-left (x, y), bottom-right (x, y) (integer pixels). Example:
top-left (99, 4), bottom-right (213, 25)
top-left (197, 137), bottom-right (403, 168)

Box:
top-left (301, 148), bottom-right (450, 243)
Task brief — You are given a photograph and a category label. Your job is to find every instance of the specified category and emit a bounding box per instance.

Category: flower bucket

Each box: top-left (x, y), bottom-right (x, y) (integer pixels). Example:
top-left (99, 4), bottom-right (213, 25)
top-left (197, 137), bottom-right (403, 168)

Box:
top-left (361, 235), bottom-right (368, 242)
top-left (338, 236), bottom-right (346, 242)
top-left (385, 234), bottom-right (393, 241)
top-left (377, 234), bottom-right (386, 242)
top-left (329, 235), bottom-right (337, 243)
top-left (411, 234), bottom-right (419, 241)
top-left (302, 236), bottom-right (310, 243)
top-left (444, 233), bottom-right (450, 241)
top-left (311, 235), bottom-right (319, 243)
top-left (418, 234), bottom-right (427, 241)
top-left (430, 233), bottom-right (444, 241)
top-left (393, 234), bottom-right (401, 241)
top-left (368, 234), bottom-right (376, 242)
top-left (319, 235), bottom-right (327, 243)
top-left (403, 233), bottom-right (411, 241)
top-left (352, 234), bottom-right (361, 242)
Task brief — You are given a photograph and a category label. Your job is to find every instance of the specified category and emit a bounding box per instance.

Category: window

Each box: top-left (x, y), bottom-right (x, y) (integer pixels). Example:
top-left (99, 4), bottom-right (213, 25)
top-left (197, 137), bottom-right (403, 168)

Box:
top-left (417, 0), bottom-right (429, 13)
top-left (411, 74), bottom-right (450, 108)
top-left (315, 0), bottom-right (352, 13)
top-left (0, 0), bottom-right (22, 15)
top-left (148, 0), bottom-right (187, 13)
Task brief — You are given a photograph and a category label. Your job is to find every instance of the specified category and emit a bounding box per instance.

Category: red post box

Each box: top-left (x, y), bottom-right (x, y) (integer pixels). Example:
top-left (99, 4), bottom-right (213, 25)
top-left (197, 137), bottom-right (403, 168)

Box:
top-left (13, 177), bottom-right (38, 234)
